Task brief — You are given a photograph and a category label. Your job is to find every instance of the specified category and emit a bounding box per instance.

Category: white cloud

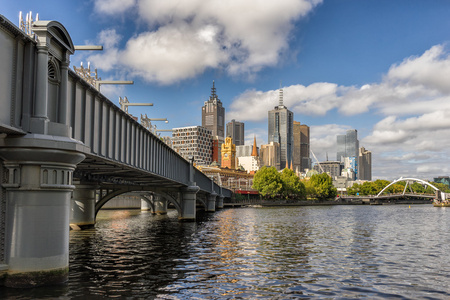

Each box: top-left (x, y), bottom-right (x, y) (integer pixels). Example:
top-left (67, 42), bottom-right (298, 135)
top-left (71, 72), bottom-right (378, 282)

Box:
top-left (386, 45), bottom-right (450, 94)
top-left (90, 0), bottom-right (322, 84)
top-left (86, 29), bottom-right (122, 71)
top-left (94, 0), bottom-right (136, 14)
top-left (120, 23), bottom-right (228, 84)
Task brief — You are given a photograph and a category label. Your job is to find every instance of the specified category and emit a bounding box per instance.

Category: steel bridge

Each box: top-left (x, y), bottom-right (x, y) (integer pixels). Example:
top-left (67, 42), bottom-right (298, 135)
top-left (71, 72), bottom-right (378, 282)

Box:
top-left (0, 14), bottom-right (231, 287)
top-left (341, 177), bottom-right (443, 204)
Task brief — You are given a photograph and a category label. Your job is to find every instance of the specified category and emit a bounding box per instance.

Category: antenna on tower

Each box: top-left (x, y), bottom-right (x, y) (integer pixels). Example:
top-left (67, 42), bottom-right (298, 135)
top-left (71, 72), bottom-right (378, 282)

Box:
top-left (210, 80), bottom-right (217, 100)
top-left (278, 83), bottom-right (284, 107)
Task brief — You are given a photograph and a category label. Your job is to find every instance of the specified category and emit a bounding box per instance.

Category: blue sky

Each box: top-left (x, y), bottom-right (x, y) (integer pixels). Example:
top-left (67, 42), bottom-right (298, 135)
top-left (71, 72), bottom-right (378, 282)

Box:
top-left (4, 0), bottom-right (450, 180)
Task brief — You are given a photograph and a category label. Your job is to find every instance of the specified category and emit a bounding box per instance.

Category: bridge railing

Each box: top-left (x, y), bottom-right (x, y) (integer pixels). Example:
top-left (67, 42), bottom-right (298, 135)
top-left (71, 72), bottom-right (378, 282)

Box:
top-left (67, 70), bottom-right (190, 185)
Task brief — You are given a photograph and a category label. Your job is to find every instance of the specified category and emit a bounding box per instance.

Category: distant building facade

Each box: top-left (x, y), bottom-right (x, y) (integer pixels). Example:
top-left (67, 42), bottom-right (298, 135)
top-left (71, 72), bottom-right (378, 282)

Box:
top-left (293, 121), bottom-right (311, 173)
top-left (314, 161), bottom-right (343, 179)
top-left (238, 136), bottom-right (260, 173)
top-left (226, 119), bottom-right (245, 146)
top-left (268, 88), bottom-right (294, 169)
top-left (260, 142), bottom-right (281, 170)
top-left (202, 81), bottom-right (225, 139)
top-left (172, 126), bottom-right (212, 166)
top-left (236, 145), bottom-right (258, 158)
top-left (434, 176), bottom-right (450, 188)
top-left (211, 137), bottom-right (220, 163)
top-left (358, 147), bottom-right (372, 181)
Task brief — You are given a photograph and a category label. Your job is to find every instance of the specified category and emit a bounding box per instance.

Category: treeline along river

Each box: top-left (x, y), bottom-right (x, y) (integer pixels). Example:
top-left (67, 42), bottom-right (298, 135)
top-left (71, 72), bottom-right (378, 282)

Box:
top-left (2, 205), bottom-right (450, 299)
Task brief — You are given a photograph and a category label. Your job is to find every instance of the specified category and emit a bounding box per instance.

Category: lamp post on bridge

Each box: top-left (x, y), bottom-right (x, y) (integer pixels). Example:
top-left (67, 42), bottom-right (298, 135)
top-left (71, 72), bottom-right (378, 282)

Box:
top-left (141, 114), bottom-right (169, 135)
top-left (119, 97), bottom-right (153, 114)
top-left (95, 80), bottom-right (134, 92)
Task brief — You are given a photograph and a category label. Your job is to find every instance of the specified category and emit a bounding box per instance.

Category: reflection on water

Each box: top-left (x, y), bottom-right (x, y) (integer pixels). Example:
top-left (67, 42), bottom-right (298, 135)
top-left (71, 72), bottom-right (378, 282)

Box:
top-left (1, 205), bottom-right (450, 299)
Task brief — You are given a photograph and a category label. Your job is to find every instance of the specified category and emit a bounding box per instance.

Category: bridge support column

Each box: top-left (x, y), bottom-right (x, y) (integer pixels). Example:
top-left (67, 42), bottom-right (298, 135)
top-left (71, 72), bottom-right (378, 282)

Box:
top-left (0, 146), bottom-right (84, 288)
top-left (216, 195), bottom-right (224, 209)
top-left (179, 186), bottom-right (199, 221)
top-left (207, 193), bottom-right (217, 212)
top-left (70, 183), bottom-right (98, 230)
top-left (154, 195), bottom-right (168, 215)
top-left (141, 198), bottom-right (152, 212)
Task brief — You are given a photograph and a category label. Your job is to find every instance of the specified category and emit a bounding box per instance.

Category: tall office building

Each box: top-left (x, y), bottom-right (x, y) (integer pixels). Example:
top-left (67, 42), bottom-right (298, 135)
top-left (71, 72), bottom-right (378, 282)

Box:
top-left (202, 81), bottom-right (225, 139)
top-left (268, 88), bottom-right (294, 169)
top-left (358, 147), bottom-right (372, 181)
top-left (226, 119), bottom-right (245, 146)
top-left (293, 121), bottom-right (311, 173)
top-left (336, 129), bottom-right (359, 162)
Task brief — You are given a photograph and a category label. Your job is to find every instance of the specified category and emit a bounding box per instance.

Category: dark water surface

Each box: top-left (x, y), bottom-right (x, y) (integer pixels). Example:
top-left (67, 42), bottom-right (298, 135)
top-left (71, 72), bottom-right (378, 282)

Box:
top-left (2, 205), bottom-right (450, 299)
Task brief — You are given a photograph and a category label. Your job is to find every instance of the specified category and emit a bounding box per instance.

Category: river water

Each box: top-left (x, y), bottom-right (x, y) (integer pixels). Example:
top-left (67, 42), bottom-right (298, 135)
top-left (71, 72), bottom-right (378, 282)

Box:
top-left (2, 205), bottom-right (450, 299)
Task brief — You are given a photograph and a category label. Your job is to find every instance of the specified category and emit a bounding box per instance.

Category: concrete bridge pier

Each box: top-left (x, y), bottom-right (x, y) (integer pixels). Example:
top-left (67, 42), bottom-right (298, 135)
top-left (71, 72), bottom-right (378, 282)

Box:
top-left (70, 183), bottom-right (98, 230)
top-left (0, 146), bottom-right (84, 288)
top-left (141, 197), bottom-right (152, 212)
top-left (207, 193), bottom-right (217, 212)
top-left (216, 195), bottom-right (224, 209)
top-left (179, 186), bottom-right (200, 221)
top-left (154, 195), bottom-right (168, 215)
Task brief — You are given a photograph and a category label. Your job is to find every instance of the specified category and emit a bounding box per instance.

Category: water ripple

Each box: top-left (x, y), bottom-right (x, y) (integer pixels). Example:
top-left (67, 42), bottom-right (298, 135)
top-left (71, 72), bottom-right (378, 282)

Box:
top-left (1, 206), bottom-right (450, 299)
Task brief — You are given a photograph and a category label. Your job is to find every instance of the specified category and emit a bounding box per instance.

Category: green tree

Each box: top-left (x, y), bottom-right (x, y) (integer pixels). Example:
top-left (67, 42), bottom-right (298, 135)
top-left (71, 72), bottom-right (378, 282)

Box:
top-left (387, 183), bottom-right (404, 194)
top-left (303, 178), bottom-right (315, 198)
top-left (373, 179), bottom-right (390, 194)
top-left (280, 168), bottom-right (306, 199)
top-left (430, 182), bottom-right (450, 193)
top-left (252, 166), bottom-right (283, 199)
top-left (360, 181), bottom-right (378, 195)
top-left (308, 173), bottom-right (337, 200)
top-left (347, 183), bottom-right (361, 196)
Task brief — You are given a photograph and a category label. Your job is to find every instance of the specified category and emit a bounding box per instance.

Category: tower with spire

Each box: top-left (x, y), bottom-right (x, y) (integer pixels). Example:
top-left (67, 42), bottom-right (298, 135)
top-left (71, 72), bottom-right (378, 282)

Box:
top-left (202, 81), bottom-right (225, 139)
top-left (268, 86), bottom-right (294, 170)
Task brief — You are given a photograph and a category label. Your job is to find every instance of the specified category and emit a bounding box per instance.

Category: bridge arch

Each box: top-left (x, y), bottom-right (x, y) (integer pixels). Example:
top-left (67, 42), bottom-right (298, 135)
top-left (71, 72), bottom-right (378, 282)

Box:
top-left (376, 177), bottom-right (439, 197)
top-left (94, 188), bottom-right (185, 218)
top-left (95, 188), bottom-right (130, 217)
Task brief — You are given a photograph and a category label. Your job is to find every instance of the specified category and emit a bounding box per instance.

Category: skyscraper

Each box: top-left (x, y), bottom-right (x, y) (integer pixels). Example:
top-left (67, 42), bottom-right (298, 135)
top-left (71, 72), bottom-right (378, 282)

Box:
top-left (336, 129), bottom-right (359, 162)
top-left (268, 88), bottom-right (294, 169)
top-left (293, 121), bottom-right (311, 173)
top-left (202, 81), bottom-right (225, 139)
top-left (226, 119), bottom-right (245, 146)
top-left (358, 147), bottom-right (372, 181)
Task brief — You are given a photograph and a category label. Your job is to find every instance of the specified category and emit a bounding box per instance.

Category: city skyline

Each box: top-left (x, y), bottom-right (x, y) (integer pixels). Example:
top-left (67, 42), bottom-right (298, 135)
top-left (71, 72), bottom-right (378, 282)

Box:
top-left (3, 1), bottom-right (450, 180)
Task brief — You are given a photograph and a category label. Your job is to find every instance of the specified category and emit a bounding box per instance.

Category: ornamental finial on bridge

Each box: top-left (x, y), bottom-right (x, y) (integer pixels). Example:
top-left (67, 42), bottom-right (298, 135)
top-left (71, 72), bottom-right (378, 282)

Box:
top-left (19, 11), bottom-right (38, 40)
top-left (73, 62), bottom-right (101, 87)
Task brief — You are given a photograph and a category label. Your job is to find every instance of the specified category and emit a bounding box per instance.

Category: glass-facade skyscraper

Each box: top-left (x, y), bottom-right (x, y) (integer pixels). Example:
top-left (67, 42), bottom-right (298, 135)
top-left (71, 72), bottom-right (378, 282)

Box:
top-left (336, 129), bottom-right (359, 162)
top-left (268, 88), bottom-right (294, 169)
